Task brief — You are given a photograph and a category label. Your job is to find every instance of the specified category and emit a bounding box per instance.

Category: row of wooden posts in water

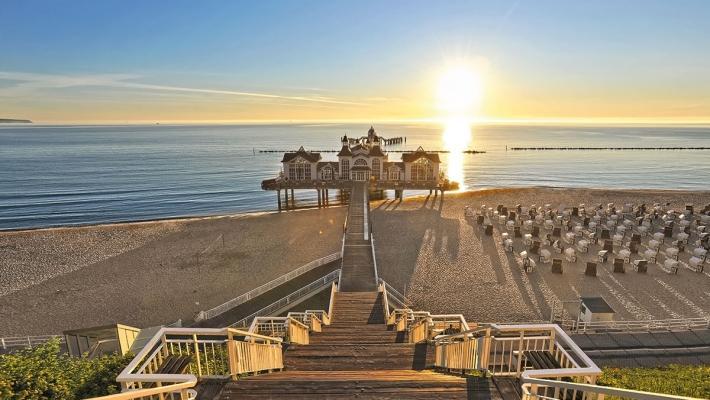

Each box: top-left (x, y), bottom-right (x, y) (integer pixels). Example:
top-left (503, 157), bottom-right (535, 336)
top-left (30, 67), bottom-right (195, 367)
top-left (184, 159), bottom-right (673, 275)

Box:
top-left (508, 147), bottom-right (710, 151)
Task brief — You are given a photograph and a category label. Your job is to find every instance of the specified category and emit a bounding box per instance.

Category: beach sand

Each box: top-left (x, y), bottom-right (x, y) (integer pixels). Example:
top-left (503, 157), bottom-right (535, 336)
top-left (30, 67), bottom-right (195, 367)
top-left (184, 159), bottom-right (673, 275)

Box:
top-left (373, 187), bottom-right (710, 324)
top-left (0, 208), bottom-right (345, 335)
top-left (2, 187), bottom-right (709, 336)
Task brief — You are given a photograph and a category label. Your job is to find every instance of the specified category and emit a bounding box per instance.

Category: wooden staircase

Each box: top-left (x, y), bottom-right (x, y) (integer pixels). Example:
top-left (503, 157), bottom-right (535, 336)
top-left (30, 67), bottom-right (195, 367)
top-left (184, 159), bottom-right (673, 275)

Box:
top-left (339, 182), bottom-right (377, 292)
top-left (215, 291), bottom-right (515, 399)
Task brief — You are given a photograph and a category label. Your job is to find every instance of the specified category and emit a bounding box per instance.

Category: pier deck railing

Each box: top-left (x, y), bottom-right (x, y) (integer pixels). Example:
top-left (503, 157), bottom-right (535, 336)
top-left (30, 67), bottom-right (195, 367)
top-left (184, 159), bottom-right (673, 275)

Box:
top-left (557, 317), bottom-right (710, 333)
top-left (196, 252), bottom-right (341, 321)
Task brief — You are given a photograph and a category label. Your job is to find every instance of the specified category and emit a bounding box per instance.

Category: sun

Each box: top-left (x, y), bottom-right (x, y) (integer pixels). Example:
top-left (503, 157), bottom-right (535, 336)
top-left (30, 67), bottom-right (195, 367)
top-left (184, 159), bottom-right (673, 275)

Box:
top-left (437, 66), bottom-right (483, 117)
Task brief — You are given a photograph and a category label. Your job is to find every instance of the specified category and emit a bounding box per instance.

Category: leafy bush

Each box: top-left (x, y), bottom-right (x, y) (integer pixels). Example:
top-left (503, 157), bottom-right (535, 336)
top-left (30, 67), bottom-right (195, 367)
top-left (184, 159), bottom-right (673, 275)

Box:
top-left (0, 339), bottom-right (132, 400)
top-left (599, 364), bottom-right (710, 399)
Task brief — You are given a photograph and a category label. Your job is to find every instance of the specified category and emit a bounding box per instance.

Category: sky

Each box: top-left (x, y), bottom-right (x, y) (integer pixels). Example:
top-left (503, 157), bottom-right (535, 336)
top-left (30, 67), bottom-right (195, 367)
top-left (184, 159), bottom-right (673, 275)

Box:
top-left (1, 0), bottom-right (710, 124)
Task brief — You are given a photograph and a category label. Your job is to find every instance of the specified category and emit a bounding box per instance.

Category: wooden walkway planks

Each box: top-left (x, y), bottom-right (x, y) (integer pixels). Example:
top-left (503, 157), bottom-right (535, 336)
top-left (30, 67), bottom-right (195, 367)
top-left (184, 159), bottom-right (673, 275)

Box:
top-left (339, 182), bottom-right (378, 292)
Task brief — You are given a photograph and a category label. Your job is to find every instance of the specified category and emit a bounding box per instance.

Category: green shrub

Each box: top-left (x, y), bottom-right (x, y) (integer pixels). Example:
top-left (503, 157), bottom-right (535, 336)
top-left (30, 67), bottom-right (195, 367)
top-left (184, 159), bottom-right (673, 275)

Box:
top-left (599, 364), bottom-right (710, 399)
top-left (0, 339), bottom-right (132, 400)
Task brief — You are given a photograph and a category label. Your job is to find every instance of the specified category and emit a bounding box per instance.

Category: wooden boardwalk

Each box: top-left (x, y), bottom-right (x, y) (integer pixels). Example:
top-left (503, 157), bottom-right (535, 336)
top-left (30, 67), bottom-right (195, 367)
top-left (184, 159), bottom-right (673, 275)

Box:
top-left (339, 182), bottom-right (378, 292)
top-left (217, 291), bottom-right (516, 399)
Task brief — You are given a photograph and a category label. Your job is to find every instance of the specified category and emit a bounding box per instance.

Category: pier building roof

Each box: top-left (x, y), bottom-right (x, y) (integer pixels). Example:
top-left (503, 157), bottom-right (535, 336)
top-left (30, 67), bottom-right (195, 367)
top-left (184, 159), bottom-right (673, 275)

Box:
top-left (281, 146), bottom-right (321, 163)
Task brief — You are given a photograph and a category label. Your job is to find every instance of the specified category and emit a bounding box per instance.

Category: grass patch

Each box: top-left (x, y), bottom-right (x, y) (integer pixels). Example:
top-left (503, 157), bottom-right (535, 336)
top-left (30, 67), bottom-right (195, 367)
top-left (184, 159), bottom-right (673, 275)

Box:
top-left (598, 365), bottom-right (710, 399)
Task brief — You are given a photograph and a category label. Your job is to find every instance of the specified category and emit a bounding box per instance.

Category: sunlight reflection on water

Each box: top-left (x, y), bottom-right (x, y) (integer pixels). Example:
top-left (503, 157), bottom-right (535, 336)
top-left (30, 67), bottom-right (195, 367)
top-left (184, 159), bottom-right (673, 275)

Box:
top-left (442, 118), bottom-right (472, 191)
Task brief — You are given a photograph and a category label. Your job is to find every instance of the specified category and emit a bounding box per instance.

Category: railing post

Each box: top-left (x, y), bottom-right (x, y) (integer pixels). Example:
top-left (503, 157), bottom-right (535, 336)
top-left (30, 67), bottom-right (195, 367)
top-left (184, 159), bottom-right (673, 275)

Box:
top-left (192, 334), bottom-right (202, 376)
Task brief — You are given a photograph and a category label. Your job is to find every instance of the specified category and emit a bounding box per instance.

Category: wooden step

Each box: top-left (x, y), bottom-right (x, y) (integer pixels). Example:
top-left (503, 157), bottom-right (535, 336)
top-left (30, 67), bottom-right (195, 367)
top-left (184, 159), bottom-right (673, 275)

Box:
top-left (218, 370), bottom-right (507, 399)
top-left (284, 343), bottom-right (431, 370)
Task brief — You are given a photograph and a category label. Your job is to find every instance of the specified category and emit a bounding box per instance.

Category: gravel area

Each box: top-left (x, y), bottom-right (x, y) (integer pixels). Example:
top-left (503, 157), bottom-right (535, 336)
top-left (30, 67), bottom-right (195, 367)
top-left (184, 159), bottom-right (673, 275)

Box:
top-left (372, 187), bottom-right (710, 324)
top-left (0, 207), bottom-right (345, 336)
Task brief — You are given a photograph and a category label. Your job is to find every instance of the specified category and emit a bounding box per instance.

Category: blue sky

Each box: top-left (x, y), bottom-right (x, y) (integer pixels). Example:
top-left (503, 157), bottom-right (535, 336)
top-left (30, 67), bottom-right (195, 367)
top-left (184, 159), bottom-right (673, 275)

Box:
top-left (1, 1), bottom-right (710, 122)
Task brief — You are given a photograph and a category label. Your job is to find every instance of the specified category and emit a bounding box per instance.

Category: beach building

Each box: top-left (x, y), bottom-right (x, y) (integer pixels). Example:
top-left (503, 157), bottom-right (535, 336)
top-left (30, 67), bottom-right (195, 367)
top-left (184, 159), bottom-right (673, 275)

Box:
top-left (265, 126), bottom-right (451, 209)
top-left (579, 297), bottom-right (616, 324)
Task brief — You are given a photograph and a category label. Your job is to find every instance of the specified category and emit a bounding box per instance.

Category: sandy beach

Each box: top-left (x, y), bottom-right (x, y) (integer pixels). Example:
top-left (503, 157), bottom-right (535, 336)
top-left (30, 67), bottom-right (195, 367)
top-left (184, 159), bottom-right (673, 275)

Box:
top-left (373, 187), bottom-right (710, 324)
top-left (2, 187), bottom-right (709, 336)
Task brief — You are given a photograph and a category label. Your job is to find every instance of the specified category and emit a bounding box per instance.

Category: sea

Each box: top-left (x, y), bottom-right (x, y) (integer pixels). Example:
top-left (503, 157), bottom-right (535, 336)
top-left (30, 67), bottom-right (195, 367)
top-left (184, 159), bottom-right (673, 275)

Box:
top-left (1, 123), bottom-right (709, 230)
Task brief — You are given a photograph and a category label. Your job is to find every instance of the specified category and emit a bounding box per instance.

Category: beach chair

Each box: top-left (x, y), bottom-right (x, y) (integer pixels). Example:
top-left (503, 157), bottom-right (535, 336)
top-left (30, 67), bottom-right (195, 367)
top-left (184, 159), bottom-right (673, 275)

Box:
top-left (603, 240), bottom-right (614, 252)
top-left (506, 220), bottom-right (515, 232)
top-left (576, 239), bottom-right (589, 253)
top-left (532, 226), bottom-right (540, 238)
top-left (497, 204), bottom-right (504, 214)
top-left (524, 220), bottom-right (533, 231)
top-left (551, 258), bottom-right (563, 274)
top-left (583, 217), bottom-right (590, 227)
top-left (530, 240), bottom-right (541, 254)
top-left (509, 211), bottom-right (517, 221)
top-left (692, 247), bottom-right (707, 261)
top-left (598, 250), bottom-right (609, 263)
top-left (629, 241), bottom-right (639, 254)
top-left (564, 248), bottom-right (577, 263)
top-left (543, 233), bottom-right (552, 246)
top-left (552, 227), bottom-right (561, 238)
top-left (648, 239), bottom-right (661, 251)
top-left (544, 219), bottom-right (554, 230)
top-left (638, 225), bottom-right (648, 237)
top-left (588, 221), bottom-right (597, 233)
top-left (573, 225), bottom-right (583, 237)
top-left (524, 233), bottom-right (533, 246)
top-left (504, 238), bottom-right (514, 253)
top-left (613, 233), bottom-right (623, 246)
top-left (485, 224), bottom-right (494, 236)
top-left (601, 229), bottom-right (610, 239)
top-left (552, 240), bottom-right (563, 253)
top-left (613, 258), bottom-right (625, 273)
top-left (520, 251), bottom-right (534, 273)
top-left (676, 232), bottom-right (689, 244)
top-left (476, 215), bottom-right (484, 225)
top-left (585, 262), bottom-right (597, 277)
top-left (652, 232), bottom-right (665, 243)
top-left (664, 225), bottom-right (673, 238)
top-left (689, 257), bottom-right (704, 273)
top-left (643, 249), bottom-right (658, 263)
top-left (539, 249), bottom-right (551, 264)
top-left (564, 232), bottom-right (575, 245)
top-left (665, 247), bottom-right (679, 261)
top-left (632, 259), bottom-right (648, 273)
top-left (618, 249), bottom-right (631, 263)
top-left (514, 226), bottom-right (522, 238)
top-left (661, 259), bottom-right (679, 274)
top-left (498, 215), bottom-right (507, 225)
top-left (535, 215), bottom-right (544, 225)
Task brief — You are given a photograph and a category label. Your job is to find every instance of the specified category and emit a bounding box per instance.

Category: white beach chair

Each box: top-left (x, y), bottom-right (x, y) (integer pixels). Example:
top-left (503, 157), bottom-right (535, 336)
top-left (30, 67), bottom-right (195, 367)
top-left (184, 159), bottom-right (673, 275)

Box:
top-left (498, 215), bottom-right (507, 225)
top-left (613, 234), bottom-right (624, 246)
top-left (539, 249), bottom-right (552, 264)
top-left (504, 238), bottom-right (514, 253)
top-left (644, 249), bottom-right (658, 263)
top-left (501, 232), bottom-right (509, 241)
top-left (573, 225), bottom-right (583, 237)
top-left (661, 259), bottom-right (679, 274)
top-left (652, 232), bottom-right (665, 243)
top-left (616, 225), bottom-right (627, 237)
top-left (676, 232), bottom-right (689, 244)
top-left (618, 249), bottom-right (631, 263)
top-left (523, 233), bottom-right (533, 246)
top-left (692, 247), bottom-right (707, 261)
top-left (648, 239), bottom-right (661, 251)
top-left (535, 214), bottom-right (544, 225)
top-left (564, 232), bottom-right (576, 245)
top-left (689, 257), bottom-right (705, 273)
top-left (637, 226), bottom-right (648, 237)
top-left (545, 220), bottom-right (554, 230)
top-left (576, 239), bottom-right (589, 253)
top-left (564, 247), bottom-right (577, 263)
top-left (588, 221), bottom-right (597, 233)
top-left (506, 220), bottom-right (515, 232)
top-left (524, 220), bottom-right (533, 231)
top-left (623, 219), bottom-right (634, 229)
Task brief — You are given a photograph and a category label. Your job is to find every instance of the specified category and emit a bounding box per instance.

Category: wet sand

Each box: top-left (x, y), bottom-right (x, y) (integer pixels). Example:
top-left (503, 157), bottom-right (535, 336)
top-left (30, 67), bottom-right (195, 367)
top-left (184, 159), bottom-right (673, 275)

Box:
top-left (2, 187), bottom-right (709, 336)
top-left (372, 187), bottom-right (710, 323)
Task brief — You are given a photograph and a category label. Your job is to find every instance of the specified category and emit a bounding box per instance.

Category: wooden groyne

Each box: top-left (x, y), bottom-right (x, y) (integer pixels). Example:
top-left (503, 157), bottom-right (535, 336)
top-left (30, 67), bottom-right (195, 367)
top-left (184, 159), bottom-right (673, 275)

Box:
top-left (509, 147), bottom-right (710, 151)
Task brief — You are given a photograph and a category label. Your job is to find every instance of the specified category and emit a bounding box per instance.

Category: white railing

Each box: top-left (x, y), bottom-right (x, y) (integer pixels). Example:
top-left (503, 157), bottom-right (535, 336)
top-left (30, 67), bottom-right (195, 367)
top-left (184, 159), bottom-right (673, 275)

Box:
top-left (371, 233), bottom-right (379, 284)
top-left (0, 335), bottom-right (64, 350)
top-left (560, 317), bottom-right (710, 333)
top-left (230, 269), bottom-right (340, 328)
top-left (521, 377), bottom-right (704, 400)
top-left (87, 327), bottom-right (283, 400)
top-left (196, 252), bottom-right (341, 321)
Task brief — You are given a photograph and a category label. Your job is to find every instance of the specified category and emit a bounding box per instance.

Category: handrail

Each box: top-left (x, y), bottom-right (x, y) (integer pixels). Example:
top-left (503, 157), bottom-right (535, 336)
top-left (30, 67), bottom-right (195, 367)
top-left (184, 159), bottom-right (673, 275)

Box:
top-left (559, 316), bottom-right (710, 333)
top-left (521, 377), bottom-right (704, 400)
top-left (197, 252), bottom-right (341, 321)
top-left (85, 379), bottom-right (197, 400)
top-left (230, 269), bottom-right (340, 327)
top-left (371, 233), bottom-right (379, 285)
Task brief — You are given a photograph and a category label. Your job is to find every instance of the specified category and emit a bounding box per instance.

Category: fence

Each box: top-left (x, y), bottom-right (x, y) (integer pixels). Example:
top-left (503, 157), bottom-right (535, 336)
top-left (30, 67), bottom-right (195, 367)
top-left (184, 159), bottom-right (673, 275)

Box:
top-left (230, 269), bottom-right (340, 328)
top-left (560, 317), bottom-right (710, 333)
top-left (196, 252), bottom-right (341, 321)
top-left (0, 335), bottom-right (64, 351)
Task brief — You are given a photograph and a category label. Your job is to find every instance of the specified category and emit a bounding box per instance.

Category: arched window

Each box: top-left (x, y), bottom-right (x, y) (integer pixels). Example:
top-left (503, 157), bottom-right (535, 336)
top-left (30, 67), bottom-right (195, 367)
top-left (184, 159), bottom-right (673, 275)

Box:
top-left (411, 158), bottom-right (433, 181)
top-left (354, 158), bottom-right (368, 166)
top-left (372, 158), bottom-right (381, 179)
top-left (289, 158), bottom-right (311, 180)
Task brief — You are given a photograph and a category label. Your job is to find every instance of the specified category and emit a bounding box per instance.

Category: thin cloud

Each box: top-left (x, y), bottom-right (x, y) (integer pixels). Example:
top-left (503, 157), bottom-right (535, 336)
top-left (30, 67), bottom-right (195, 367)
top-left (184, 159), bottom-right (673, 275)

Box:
top-left (0, 71), bottom-right (369, 106)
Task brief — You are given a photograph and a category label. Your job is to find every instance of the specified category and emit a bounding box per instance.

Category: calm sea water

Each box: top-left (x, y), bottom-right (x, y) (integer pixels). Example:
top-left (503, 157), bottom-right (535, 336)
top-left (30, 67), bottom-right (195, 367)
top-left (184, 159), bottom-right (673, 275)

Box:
top-left (1, 123), bottom-right (709, 230)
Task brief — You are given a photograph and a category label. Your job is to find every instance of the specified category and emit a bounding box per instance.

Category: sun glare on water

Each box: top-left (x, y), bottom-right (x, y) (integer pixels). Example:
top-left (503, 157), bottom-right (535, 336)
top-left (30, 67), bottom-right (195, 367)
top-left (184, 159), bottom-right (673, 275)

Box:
top-left (437, 65), bottom-right (484, 191)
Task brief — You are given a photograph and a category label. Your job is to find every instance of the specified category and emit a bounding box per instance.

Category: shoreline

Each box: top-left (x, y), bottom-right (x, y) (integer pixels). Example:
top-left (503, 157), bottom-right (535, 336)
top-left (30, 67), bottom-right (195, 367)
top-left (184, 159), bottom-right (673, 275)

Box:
top-left (3, 186), bottom-right (708, 233)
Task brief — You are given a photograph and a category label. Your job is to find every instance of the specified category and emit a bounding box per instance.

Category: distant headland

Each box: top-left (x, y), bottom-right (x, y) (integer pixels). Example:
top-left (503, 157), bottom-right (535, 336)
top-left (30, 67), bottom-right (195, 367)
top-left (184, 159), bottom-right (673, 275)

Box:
top-left (0, 118), bottom-right (32, 123)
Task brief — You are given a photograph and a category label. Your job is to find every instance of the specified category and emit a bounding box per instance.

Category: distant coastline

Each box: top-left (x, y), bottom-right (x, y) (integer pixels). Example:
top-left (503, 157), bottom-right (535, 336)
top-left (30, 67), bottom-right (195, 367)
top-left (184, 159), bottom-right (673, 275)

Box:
top-left (0, 118), bottom-right (32, 123)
